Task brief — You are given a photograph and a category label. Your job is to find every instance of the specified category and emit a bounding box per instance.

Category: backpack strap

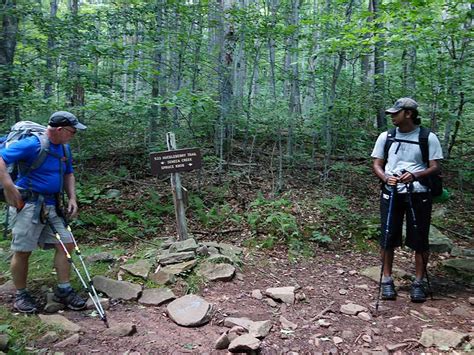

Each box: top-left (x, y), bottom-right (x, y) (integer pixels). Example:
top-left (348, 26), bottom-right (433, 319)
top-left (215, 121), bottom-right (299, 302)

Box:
top-left (418, 126), bottom-right (430, 165)
top-left (17, 133), bottom-right (51, 178)
top-left (383, 128), bottom-right (397, 164)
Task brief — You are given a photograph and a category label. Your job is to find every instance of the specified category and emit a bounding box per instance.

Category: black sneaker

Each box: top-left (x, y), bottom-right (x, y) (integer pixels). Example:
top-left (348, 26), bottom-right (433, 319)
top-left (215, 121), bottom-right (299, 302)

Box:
top-left (14, 292), bottom-right (38, 313)
top-left (410, 281), bottom-right (427, 303)
top-left (53, 287), bottom-right (86, 310)
top-left (381, 280), bottom-right (397, 300)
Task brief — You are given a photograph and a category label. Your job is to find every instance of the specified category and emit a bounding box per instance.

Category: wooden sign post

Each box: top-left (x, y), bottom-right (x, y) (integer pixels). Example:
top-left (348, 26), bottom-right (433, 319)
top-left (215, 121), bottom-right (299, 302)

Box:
top-left (149, 133), bottom-right (201, 241)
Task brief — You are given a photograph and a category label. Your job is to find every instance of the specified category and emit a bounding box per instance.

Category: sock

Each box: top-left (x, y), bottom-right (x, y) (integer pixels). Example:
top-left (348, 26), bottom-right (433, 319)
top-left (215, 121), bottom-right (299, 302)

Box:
top-left (16, 288), bottom-right (27, 295)
top-left (415, 278), bottom-right (423, 283)
top-left (58, 282), bottom-right (72, 291)
top-left (382, 276), bottom-right (393, 283)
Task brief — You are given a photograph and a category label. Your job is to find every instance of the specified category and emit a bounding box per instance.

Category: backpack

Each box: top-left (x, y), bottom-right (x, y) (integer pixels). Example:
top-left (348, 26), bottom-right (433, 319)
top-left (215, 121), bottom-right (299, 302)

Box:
top-left (0, 121), bottom-right (70, 201)
top-left (383, 126), bottom-right (443, 197)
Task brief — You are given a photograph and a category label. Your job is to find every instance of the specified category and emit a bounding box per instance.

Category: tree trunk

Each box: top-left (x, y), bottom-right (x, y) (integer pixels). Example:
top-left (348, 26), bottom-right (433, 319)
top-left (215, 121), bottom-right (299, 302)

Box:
top-left (371, 0), bottom-right (386, 130)
top-left (0, 0), bottom-right (19, 123)
top-left (44, 0), bottom-right (58, 99)
top-left (67, 0), bottom-right (84, 109)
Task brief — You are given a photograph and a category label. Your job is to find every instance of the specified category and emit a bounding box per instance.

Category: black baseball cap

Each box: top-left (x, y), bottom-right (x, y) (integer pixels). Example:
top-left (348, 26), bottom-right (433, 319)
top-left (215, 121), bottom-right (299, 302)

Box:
top-left (48, 111), bottom-right (87, 130)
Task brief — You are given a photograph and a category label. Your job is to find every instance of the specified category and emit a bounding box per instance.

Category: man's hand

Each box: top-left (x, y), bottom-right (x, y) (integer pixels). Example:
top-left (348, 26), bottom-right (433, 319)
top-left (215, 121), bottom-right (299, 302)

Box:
top-left (67, 198), bottom-right (78, 218)
top-left (386, 176), bottom-right (399, 186)
top-left (4, 185), bottom-right (24, 210)
top-left (399, 170), bottom-right (416, 184)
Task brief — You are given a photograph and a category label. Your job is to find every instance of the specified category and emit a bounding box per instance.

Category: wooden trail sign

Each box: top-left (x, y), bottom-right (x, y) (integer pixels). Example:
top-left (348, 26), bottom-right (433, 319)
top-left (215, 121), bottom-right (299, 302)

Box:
top-left (149, 133), bottom-right (201, 241)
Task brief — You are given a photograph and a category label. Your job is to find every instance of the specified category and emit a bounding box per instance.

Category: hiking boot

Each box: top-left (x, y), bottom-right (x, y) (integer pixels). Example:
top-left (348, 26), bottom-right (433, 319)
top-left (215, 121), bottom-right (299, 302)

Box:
top-left (410, 281), bottom-right (427, 303)
top-left (53, 287), bottom-right (86, 310)
top-left (14, 292), bottom-right (38, 313)
top-left (381, 280), bottom-right (397, 300)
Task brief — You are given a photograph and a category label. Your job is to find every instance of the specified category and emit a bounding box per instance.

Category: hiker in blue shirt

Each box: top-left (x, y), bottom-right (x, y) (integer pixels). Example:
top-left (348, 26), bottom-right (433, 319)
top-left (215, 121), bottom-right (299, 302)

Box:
top-left (0, 111), bottom-right (87, 313)
top-left (371, 98), bottom-right (443, 303)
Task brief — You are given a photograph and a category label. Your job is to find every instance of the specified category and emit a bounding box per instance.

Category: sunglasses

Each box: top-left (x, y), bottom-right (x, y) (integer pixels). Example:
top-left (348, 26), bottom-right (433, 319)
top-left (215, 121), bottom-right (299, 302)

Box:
top-left (63, 127), bottom-right (77, 135)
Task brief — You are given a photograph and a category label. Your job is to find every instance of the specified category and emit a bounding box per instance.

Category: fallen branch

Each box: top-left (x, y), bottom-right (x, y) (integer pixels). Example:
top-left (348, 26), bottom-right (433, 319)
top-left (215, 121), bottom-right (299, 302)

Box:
top-left (432, 223), bottom-right (471, 240)
top-left (310, 301), bottom-right (335, 321)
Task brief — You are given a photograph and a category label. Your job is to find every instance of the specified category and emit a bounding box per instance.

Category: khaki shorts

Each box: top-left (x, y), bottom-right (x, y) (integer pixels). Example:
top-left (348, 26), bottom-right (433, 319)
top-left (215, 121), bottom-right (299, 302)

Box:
top-left (9, 203), bottom-right (73, 252)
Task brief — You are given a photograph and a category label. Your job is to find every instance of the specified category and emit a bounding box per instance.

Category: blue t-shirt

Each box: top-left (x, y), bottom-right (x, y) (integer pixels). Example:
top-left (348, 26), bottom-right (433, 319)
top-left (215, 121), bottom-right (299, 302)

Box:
top-left (1, 136), bottom-right (73, 199)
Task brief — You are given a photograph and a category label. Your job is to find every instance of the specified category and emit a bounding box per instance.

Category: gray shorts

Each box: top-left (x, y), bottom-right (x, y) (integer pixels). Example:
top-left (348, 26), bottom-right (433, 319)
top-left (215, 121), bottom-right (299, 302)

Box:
top-left (9, 203), bottom-right (73, 252)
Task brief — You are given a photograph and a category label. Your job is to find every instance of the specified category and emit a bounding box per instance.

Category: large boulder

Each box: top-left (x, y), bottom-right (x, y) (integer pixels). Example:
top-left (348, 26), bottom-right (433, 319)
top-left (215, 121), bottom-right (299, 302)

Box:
top-left (429, 226), bottom-right (454, 253)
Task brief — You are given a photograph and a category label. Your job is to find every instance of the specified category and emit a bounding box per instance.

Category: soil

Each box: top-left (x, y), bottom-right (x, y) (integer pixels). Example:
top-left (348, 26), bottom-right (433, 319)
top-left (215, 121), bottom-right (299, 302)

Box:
top-left (2, 155), bottom-right (473, 353)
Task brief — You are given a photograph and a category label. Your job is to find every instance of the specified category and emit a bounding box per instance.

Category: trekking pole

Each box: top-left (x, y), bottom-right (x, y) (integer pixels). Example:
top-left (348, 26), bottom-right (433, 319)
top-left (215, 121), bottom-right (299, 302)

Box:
top-left (47, 219), bottom-right (109, 327)
top-left (404, 180), bottom-right (433, 300)
top-left (3, 206), bottom-right (9, 240)
top-left (376, 183), bottom-right (396, 313)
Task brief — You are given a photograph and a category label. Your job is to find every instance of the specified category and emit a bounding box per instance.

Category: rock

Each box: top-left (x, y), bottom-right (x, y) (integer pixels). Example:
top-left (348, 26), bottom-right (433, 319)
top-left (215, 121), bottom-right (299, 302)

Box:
top-left (339, 289), bottom-right (348, 295)
top-left (280, 316), bottom-right (297, 330)
top-left (0, 280), bottom-right (15, 295)
top-left (265, 286), bottom-right (295, 304)
top-left (196, 245), bottom-right (209, 257)
top-left (218, 243), bottom-right (243, 256)
top-left (451, 305), bottom-right (472, 317)
top-left (85, 252), bottom-right (116, 263)
top-left (252, 289), bottom-right (263, 300)
top-left (360, 266), bottom-right (408, 282)
top-left (206, 254), bottom-right (234, 265)
top-left (208, 246), bottom-right (219, 255)
top-left (362, 334), bottom-right (372, 343)
top-left (429, 226), bottom-right (454, 253)
top-left (358, 312), bottom-right (372, 321)
top-left (120, 260), bottom-right (152, 279)
top-left (224, 317), bottom-right (253, 330)
top-left (92, 276), bottom-right (142, 300)
top-left (54, 334), bottom-right (79, 347)
top-left (340, 303), bottom-right (368, 315)
top-left (38, 314), bottom-right (81, 332)
top-left (295, 292), bottom-right (306, 301)
top-left (167, 294), bottom-right (212, 327)
top-left (265, 298), bottom-right (278, 307)
top-left (157, 251), bottom-right (195, 265)
top-left (103, 323), bottom-right (137, 337)
top-left (0, 334), bottom-right (8, 351)
top-left (450, 247), bottom-right (474, 258)
top-left (86, 297), bottom-right (110, 310)
top-left (421, 305), bottom-right (441, 316)
top-left (169, 238), bottom-right (198, 253)
top-left (228, 334), bottom-right (260, 352)
top-left (105, 189), bottom-right (121, 198)
top-left (138, 288), bottom-right (175, 306)
top-left (39, 331), bottom-right (59, 343)
top-left (355, 284), bottom-right (369, 290)
top-left (318, 319), bottom-right (331, 328)
top-left (386, 343), bottom-right (408, 352)
top-left (159, 260), bottom-right (197, 275)
top-left (148, 270), bottom-right (176, 285)
top-left (215, 332), bottom-right (230, 350)
top-left (442, 259), bottom-right (474, 284)
top-left (248, 320), bottom-right (272, 339)
top-left (469, 297), bottom-right (474, 305)
top-left (228, 326), bottom-right (246, 341)
top-left (333, 336), bottom-right (343, 344)
top-left (419, 328), bottom-right (469, 349)
top-left (197, 262), bottom-right (235, 282)
top-left (44, 292), bottom-right (66, 313)
top-left (342, 330), bottom-right (354, 339)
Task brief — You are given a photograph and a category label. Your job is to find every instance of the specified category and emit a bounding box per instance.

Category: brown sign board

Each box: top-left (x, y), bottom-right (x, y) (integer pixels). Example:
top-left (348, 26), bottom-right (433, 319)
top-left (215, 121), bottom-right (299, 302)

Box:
top-left (150, 148), bottom-right (202, 175)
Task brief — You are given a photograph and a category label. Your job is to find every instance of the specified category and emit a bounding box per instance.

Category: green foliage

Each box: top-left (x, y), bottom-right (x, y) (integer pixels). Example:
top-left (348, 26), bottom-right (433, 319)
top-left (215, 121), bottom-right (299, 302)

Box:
top-left (188, 193), bottom-right (241, 228)
top-left (309, 231), bottom-right (333, 246)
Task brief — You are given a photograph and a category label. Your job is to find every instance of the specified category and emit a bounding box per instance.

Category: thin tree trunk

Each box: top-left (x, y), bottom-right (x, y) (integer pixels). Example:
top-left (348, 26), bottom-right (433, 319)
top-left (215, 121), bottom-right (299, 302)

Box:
top-left (372, 0), bottom-right (386, 130)
top-left (44, 0), bottom-right (58, 99)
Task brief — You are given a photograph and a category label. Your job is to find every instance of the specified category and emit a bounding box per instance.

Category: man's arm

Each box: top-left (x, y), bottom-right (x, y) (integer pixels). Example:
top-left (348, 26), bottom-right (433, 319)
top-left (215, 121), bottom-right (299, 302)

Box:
top-left (373, 158), bottom-right (398, 185)
top-left (64, 173), bottom-right (78, 218)
top-left (0, 157), bottom-right (23, 209)
top-left (398, 160), bottom-right (440, 184)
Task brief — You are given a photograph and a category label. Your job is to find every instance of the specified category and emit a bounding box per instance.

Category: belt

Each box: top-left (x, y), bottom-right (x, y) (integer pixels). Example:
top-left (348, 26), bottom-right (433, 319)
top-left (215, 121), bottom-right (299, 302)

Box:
top-left (18, 189), bottom-right (57, 224)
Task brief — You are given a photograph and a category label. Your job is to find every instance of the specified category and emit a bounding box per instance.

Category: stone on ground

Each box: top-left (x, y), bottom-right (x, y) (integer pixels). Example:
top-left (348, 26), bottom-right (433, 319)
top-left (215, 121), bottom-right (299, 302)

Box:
top-left (228, 334), bottom-right (261, 352)
top-left (419, 328), bottom-right (469, 349)
top-left (357, 312), bottom-right (372, 321)
top-left (265, 286), bottom-right (295, 304)
top-left (197, 262), bottom-right (235, 281)
top-left (85, 252), bottom-right (116, 263)
top-left (93, 275), bottom-right (142, 300)
top-left (340, 303), bottom-right (368, 315)
top-left (39, 331), bottom-right (59, 343)
top-left (157, 251), bottom-right (195, 265)
top-left (148, 270), bottom-right (176, 285)
top-left (103, 323), bottom-right (137, 337)
top-left (429, 226), bottom-right (454, 253)
top-left (249, 320), bottom-right (272, 338)
top-left (44, 292), bottom-right (65, 313)
top-left (167, 294), bottom-right (212, 327)
top-left (224, 317), bottom-right (253, 330)
top-left (360, 266), bottom-right (408, 282)
top-left (469, 297), bottom-right (474, 305)
top-left (0, 334), bottom-right (8, 351)
top-left (442, 259), bottom-right (474, 284)
top-left (206, 254), bottom-right (234, 265)
top-left (215, 332), bottom-right (230, 350)
top-left (168, 238), bottom-right (198, 253)
top-left (0, 280), bottom-right (15, 295)
top-left (54, 334), bottom-right (80, 348)
top-left (86, 297), bottom-right (110, 310)
top-left (280, 316), bottom-right (297, 330)
top-left (138, 288), bottom-right (175, 306)
top-left (120, 259), bottom-right (152, 279)
top-left (39, 314), bottom-right (81, 332)
top-left (159, 260), bottom-right (197, 275)
top-left (251, 289), bottom-right (263, 300)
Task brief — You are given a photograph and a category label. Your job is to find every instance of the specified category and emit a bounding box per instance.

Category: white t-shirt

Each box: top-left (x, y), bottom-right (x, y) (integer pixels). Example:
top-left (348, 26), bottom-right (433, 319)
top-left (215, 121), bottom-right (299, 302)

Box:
top-left (371, 127), bottom-right (444, 193)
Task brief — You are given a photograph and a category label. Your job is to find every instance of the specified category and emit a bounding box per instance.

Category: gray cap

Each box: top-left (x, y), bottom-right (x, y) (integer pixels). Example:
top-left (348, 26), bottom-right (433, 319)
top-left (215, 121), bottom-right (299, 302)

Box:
top-left (385, 98), bottom-right (418, 114)
top-left (49, 111), bottom-right (87, 130)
